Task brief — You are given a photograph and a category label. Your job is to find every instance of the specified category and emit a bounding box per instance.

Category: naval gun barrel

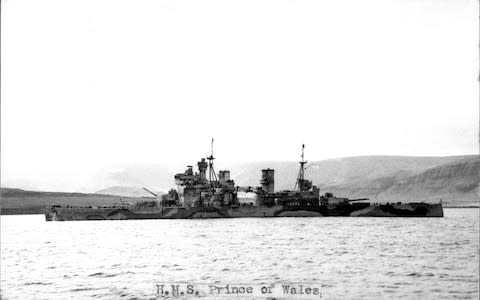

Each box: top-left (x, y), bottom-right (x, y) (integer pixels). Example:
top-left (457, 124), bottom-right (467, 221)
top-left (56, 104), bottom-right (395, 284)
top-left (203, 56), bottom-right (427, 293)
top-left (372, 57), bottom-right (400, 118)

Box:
top-left (142, 187), bottom-right (158, 197)
top-left (347, 198), bottom-right (369, 202)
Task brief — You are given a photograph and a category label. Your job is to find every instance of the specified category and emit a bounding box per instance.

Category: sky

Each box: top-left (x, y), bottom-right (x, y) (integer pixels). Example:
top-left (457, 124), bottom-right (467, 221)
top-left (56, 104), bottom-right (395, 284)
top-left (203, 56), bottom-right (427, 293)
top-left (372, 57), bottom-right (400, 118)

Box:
top-left (1, 0), bottom-right (479, 191)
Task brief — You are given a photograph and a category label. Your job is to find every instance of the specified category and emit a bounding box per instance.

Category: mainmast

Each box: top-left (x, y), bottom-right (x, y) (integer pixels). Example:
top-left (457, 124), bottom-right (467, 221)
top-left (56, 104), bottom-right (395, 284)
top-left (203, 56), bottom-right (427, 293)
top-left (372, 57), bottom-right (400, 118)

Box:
top-left (207, 138), bottom-right (218, 186)
top-left (294, 144), bottom-right (308, 191)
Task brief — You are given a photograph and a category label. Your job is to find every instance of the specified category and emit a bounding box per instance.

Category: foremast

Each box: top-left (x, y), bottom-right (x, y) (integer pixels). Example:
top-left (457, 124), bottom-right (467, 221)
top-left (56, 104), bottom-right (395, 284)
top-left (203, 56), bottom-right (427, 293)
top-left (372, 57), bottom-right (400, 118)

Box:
top-left (207, 138), bottom-right (218, 187)
top-left (294, 144), bottom-right (312, 191)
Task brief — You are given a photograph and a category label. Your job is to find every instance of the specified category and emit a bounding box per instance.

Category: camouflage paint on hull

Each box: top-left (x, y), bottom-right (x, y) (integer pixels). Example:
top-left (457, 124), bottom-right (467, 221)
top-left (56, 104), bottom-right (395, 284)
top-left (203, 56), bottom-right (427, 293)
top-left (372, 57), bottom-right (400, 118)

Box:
top-left (45, 203), bottom-right (443, 221)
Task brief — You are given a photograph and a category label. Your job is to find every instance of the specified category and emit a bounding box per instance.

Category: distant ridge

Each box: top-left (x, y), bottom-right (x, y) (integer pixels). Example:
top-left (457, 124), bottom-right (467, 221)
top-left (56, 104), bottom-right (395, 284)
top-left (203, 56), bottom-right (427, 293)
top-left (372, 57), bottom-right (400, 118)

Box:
top-left (95, 186), bottom-right (164, 198)
top-left (319, 156), bottom-right (479, 206)
top-left (1, 188), bottom-right (110, 197)
top-left (230, 155), bottom-right (476, 184)
top-left (0, 188), bottom-right (147, 215)
top-left (2, 155), bottom-right (478, 214)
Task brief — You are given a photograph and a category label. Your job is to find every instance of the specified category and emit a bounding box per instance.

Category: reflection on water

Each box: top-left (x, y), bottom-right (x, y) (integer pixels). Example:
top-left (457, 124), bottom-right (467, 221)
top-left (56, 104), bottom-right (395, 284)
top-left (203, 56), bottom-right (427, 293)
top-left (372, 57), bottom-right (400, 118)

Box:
top-left (1, 209), bottom-right (479, 299)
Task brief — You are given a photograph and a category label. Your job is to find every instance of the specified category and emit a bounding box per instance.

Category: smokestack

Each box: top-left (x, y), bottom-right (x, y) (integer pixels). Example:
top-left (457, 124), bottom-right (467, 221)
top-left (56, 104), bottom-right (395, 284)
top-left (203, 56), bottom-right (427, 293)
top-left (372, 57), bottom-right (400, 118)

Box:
top-left (260, 169), bottom-right (275, 193)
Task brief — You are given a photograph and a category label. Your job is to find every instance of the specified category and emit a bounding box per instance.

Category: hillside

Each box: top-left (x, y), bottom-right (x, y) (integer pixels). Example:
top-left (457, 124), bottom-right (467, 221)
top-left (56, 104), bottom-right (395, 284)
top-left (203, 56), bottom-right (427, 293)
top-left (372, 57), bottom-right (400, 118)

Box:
top-left (101, 164), bottom-right (174, 191)
top-left (322, 157), bottom-right (479, 206)
top-left (0, 188), bottom-right (149, 215)
top-left (230, 155), bottom-right (475, 189)
top-left (95, 186), bottom-right (164, 198)
top-left (2, 155), bottom-right (478, 214)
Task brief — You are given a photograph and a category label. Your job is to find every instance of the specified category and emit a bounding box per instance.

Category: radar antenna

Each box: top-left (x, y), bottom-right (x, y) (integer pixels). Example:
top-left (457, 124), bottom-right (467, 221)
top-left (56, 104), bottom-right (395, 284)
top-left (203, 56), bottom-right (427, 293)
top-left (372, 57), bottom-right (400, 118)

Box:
top-left (207, 138), bottom-right (218, 187)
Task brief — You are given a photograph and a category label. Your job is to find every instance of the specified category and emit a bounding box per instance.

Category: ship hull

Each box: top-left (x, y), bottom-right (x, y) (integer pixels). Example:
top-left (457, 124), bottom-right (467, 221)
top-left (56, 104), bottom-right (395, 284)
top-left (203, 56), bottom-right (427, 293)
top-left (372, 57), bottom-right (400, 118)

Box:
top-left (45, 203), bottom-right (443, 221)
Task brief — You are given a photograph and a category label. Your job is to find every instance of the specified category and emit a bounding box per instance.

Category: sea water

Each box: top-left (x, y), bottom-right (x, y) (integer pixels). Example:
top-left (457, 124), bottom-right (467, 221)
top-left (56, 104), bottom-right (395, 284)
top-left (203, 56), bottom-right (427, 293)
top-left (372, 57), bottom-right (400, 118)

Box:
top-left (1, 209), bottom-right (478, 299)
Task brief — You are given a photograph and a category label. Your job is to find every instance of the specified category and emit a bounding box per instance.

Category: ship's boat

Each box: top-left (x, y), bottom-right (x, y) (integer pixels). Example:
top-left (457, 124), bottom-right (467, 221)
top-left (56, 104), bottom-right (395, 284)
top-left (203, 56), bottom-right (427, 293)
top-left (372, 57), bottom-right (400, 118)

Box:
top-left (45, 142), bottom-right (443, 221)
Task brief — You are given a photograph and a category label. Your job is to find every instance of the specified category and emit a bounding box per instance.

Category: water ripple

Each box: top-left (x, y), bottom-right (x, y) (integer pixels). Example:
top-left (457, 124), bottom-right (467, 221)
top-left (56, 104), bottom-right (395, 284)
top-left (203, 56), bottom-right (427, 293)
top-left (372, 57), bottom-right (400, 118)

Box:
top-left (1, 209), bottom-right (478, 299)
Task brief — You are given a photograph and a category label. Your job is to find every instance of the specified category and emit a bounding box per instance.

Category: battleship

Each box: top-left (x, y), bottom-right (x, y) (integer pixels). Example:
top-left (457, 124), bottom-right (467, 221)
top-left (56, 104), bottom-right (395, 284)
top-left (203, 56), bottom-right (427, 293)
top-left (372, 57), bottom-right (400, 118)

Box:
top-left (45, 142), bottom-right (443, 221)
